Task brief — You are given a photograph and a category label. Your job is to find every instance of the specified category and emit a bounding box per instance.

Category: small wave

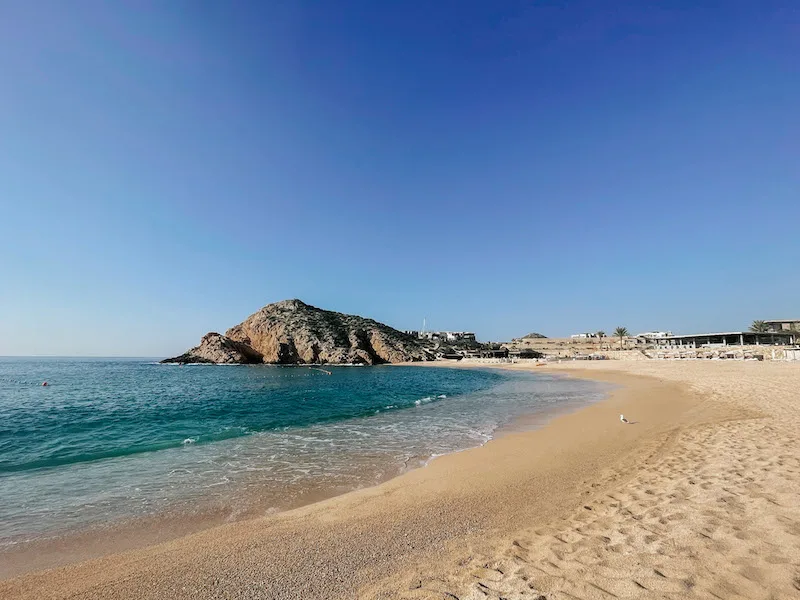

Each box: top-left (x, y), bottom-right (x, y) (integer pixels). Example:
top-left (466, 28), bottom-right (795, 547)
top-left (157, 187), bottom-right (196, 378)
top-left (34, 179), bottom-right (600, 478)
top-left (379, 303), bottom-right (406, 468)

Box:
top-left (182, 438), bottom-right (197, 445)
top-left (0, 377), bottom-right (49, 386)
top-left (412, 394), bottom-right (449, 407)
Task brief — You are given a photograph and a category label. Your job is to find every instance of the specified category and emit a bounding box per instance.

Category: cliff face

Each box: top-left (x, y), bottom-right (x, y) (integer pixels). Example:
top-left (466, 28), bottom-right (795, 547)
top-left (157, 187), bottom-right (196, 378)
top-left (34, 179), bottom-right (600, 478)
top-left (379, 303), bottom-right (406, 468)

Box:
top-left (163, 300), bottom-right (429, 365)
top-left (164, 332), bottom-right (264, 364)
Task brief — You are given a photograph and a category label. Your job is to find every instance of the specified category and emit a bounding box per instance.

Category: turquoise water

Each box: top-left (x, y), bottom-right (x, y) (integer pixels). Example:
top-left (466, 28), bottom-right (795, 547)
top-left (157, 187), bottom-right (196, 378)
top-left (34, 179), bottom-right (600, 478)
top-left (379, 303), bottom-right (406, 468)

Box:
top-left (0, 358), bottom-right (608, 548)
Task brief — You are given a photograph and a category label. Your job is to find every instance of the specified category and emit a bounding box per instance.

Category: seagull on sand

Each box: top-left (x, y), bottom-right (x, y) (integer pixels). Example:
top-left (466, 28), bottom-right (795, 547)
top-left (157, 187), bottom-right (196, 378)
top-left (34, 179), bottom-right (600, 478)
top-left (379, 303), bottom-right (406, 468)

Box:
top-left (619, 414), bottom-right (630, 424)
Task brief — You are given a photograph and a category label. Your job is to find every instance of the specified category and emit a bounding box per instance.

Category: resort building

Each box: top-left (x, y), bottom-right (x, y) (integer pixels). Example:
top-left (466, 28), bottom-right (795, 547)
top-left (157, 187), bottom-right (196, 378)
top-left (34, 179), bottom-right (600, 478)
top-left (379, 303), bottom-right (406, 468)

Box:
top-left (763, 319), bottom-right (800, 333)
top-left (652, 331), bottom-right (795, 348)
top-left (445, 331), bottom-right (477, 342)
top-left (638, 331), bottom-right (672, 339)
top-left (404, 330), bottom-right (477, 342)
top-left (403, 330), bottom-right (439, 340)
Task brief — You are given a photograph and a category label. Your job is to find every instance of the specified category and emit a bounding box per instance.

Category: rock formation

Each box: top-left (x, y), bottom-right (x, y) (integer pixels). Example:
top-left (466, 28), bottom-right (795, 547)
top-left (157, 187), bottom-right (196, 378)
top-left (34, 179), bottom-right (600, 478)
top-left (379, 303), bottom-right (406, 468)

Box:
top-left (164, 332), bottom-right (264, 364)
top-left (162, 299), bottom-right (429, 365)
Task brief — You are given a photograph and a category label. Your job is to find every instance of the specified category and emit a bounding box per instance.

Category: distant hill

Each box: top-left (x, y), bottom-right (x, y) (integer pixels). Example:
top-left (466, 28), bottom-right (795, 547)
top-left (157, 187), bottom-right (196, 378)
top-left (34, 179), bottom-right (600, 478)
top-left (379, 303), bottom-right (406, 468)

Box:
top-left (522, 332), bottom-right (547, 339)
top-left (163, 299), bottom-right (430, 365)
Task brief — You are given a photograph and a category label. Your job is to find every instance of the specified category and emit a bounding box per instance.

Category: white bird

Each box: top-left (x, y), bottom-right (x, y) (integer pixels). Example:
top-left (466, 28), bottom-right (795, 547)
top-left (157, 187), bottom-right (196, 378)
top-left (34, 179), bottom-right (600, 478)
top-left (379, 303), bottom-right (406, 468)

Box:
top-left (619, 414), bottom-right (630, 424)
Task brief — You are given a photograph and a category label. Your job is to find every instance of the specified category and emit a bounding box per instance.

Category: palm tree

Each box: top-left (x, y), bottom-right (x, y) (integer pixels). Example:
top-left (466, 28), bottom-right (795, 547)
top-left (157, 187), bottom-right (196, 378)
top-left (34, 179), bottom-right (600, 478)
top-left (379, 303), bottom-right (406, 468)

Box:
top-left (595, 331), bottom-right (606, 349)
top-left (750, 320), bottom-right (769, 333)
top-left (614, 326), bottom-right (629, 349)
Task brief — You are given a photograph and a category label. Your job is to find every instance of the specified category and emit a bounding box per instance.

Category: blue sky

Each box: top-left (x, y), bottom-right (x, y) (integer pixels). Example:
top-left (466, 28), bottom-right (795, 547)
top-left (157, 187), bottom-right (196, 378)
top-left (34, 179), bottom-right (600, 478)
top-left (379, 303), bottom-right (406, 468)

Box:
top-left (1, 1), bottom-right (798, 356)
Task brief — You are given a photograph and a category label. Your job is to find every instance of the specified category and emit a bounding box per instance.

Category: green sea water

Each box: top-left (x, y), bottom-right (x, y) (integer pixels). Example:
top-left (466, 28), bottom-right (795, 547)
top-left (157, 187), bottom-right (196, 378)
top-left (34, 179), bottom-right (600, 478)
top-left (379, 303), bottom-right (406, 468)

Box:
top-left (0, 358), bottom-right (609, 547)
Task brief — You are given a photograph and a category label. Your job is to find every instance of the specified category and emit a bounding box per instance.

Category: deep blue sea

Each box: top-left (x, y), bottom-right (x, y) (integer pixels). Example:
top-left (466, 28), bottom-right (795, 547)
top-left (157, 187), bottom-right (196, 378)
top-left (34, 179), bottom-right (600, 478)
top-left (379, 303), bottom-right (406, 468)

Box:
top-left (0, 358), bottom-right (608, 550)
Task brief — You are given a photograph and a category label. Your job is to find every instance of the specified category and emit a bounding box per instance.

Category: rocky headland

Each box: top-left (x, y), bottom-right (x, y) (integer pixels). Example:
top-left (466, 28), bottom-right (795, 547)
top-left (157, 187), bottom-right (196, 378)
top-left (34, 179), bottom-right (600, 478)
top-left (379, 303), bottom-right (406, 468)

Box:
top-left (162, 299), bottom-right (430, 365)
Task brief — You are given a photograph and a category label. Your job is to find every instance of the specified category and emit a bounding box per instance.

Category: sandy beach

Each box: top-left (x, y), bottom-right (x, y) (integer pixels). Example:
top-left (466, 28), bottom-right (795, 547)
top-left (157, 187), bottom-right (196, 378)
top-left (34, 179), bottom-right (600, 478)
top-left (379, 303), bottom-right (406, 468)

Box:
top-left (2, 360), bottom-right (799, 599)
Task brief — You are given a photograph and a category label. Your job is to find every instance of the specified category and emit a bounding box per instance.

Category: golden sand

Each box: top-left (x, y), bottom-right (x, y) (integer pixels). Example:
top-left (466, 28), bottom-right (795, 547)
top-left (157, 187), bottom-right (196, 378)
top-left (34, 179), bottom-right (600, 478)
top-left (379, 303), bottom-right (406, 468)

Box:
top-left (2, 361), bottom-right (798, 599)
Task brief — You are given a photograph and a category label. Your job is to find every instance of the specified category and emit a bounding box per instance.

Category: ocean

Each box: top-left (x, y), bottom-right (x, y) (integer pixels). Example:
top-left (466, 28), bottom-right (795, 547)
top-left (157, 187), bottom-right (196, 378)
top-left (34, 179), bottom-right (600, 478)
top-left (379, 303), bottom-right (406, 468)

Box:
top-left (0, 358), bottom-right (609, 554)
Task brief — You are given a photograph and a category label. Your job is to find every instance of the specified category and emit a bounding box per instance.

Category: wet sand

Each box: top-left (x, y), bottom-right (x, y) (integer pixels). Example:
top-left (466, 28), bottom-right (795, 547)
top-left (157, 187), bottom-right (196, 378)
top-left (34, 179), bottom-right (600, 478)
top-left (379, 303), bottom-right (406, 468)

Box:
top-left (2, 361), bottom-right (799, 599)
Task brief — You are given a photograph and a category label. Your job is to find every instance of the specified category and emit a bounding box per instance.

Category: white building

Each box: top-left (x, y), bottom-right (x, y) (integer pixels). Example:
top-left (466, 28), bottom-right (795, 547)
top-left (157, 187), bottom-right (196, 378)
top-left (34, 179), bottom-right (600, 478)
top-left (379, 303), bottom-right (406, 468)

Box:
top-left (638, 331), bottom-right (673, 339)
top-left (404, 330), bottom-right (477, 342)
top-left (444, 331), bottom-right (476, 342)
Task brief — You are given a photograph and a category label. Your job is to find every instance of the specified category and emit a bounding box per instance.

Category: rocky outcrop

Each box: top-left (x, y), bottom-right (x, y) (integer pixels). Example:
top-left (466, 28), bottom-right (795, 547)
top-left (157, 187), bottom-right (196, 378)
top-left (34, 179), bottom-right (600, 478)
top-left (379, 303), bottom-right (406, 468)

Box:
top-left (162, 300), bottom-right (429, 365)
top-left (163, 332), bottom-right (264, 364)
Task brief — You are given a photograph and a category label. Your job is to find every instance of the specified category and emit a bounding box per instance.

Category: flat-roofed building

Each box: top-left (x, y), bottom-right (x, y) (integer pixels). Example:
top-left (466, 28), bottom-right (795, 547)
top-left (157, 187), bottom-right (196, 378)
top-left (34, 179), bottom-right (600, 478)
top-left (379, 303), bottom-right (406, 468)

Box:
top-left (444, 331), bottom-right (476, 342)
top-left (403, 330), bottom-right (478, 342)
top-left (638, 331), bottom-right (672, 339)
top-left (652, 331), bottom-right (795, 348)
top-left (763, 319), bottom-right (800, 333)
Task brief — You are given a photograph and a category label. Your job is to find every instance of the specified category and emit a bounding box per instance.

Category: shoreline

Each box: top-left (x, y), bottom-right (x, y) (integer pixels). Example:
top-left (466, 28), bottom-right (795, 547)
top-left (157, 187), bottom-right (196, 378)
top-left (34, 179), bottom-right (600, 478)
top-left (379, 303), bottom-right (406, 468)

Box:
top-left (0, 363), bottom-right (707, 599)
top-left (0, 365), bottom-right (606, 579)
top-left (5, 360), bottom-right (798, 599)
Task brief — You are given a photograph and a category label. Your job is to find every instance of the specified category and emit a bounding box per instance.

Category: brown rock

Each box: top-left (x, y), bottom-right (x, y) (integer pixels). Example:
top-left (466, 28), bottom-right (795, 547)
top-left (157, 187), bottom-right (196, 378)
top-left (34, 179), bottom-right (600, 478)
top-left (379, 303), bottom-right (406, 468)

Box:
top-left (161, 332), bottom-right (263, 364)
top-left (163, 300), bottom-right (429, 365)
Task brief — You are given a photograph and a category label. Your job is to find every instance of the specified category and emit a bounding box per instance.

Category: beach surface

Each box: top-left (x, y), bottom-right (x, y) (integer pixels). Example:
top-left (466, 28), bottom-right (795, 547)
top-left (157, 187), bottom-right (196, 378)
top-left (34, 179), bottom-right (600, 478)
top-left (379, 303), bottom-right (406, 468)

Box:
top-left (2, 361), bottom-right (799, 599)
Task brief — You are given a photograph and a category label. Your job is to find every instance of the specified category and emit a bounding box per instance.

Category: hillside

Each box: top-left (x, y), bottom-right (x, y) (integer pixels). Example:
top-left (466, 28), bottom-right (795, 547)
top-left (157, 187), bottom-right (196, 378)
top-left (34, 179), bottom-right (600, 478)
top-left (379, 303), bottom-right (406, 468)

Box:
top-left (163, 300), bottom-right (429, 365)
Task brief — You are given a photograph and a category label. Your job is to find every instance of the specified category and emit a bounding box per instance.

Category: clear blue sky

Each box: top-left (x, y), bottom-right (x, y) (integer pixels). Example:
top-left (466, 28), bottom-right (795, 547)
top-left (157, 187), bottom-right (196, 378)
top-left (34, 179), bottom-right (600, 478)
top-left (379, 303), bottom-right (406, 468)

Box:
top-left (1, 1), bottom-right (798, 356)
